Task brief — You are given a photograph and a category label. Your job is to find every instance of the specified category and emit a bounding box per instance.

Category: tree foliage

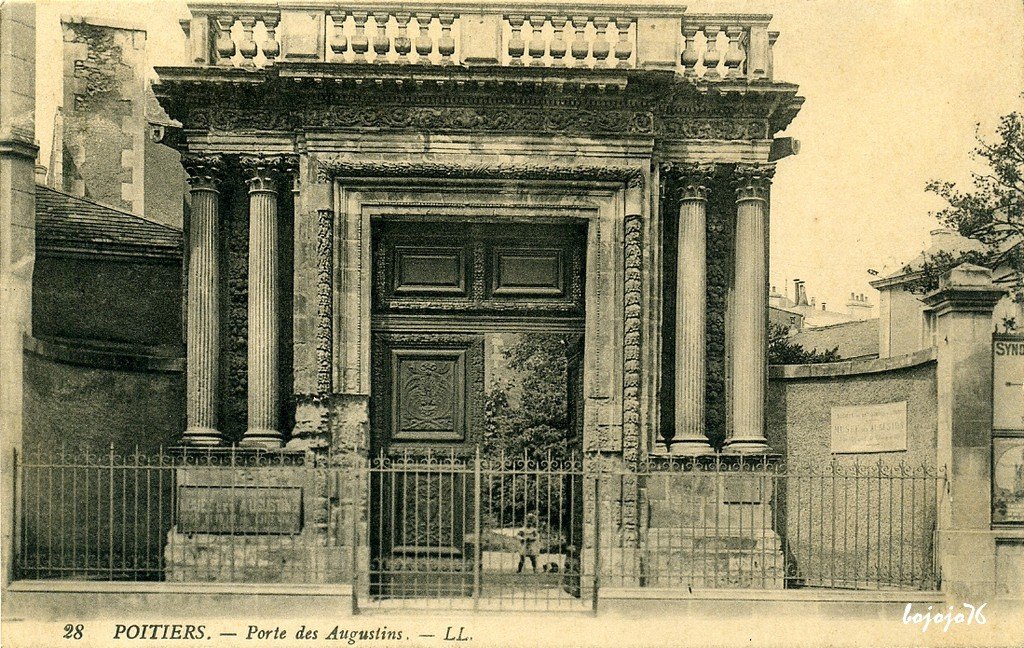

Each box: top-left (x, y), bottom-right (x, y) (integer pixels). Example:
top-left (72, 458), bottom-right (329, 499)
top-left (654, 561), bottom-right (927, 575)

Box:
top-left (483, 333), bottom-right (576, 464)
top-left (767, 323), bottom-right (841, 365)
top-left (906, 111), bottom-right (1024, 308)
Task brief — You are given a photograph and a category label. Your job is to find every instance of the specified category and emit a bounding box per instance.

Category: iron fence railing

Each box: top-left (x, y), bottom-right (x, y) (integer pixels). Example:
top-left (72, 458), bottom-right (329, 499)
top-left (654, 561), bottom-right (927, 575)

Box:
top-left (599, 456), bottom-right (943, 591)
top-left (13, 445), bottom-right (943, 604)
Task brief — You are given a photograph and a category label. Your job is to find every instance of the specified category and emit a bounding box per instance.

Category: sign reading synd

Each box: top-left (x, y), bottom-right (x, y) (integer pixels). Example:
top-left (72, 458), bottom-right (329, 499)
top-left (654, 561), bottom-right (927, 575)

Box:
top-left (831, 401), bottom-right (907, 454)
top-left (994, 337), bottom-right (1024, 431)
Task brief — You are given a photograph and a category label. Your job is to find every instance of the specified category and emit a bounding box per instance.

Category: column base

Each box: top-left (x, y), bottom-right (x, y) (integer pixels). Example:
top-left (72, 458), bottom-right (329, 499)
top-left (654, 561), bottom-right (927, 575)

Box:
top-left (182, 427), bottom-right (223, 446)
top-left (722, 437), bottom-right (771, 454)
top-left (667, 437), bottom-right (715, 455)
top-left (241, 429), bottom-right (284, 449)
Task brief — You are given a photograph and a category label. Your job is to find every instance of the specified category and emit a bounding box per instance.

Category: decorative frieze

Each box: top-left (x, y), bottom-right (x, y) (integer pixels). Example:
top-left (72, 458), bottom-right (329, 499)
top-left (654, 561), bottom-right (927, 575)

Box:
top-left (314, 156), bottom-right (645, 184)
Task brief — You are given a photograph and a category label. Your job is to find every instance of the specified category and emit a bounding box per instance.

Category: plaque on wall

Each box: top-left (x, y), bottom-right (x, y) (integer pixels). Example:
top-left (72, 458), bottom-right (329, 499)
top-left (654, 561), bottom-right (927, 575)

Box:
top-left (993, 437), bottom-right (1024, 525)
top-left (830, 401), bottom-right (907, 454)
top-left (177, 486), bottom-right (303, 534)
top-left (994, 336), bottom-right (1024, 431)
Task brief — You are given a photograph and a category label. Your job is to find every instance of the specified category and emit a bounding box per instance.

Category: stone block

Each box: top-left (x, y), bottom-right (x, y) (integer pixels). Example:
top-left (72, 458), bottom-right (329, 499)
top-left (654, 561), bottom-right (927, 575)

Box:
top-left (635, 18), bottom-right (678, 70)
top-left (459, 13), bottom-right (501, 65)
top-left (280, 11), bottom-right (324, 61)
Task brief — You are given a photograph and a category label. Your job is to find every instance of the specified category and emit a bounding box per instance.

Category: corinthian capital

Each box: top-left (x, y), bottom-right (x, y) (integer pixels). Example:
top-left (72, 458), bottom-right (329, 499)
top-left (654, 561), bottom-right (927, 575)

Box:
top-left (732, 163), bottom-right (775, 201)
top-left (182, 153), bottom-right (225, 191)
top-left (239, 154), bottom-right (298, 193)
top-left (660, 162), bottom-right (717, 202)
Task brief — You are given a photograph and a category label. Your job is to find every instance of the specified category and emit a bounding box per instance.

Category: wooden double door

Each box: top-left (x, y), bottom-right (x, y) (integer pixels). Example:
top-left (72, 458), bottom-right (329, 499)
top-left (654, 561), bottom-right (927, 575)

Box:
top-left (368, 218), bottom-right (586, 597)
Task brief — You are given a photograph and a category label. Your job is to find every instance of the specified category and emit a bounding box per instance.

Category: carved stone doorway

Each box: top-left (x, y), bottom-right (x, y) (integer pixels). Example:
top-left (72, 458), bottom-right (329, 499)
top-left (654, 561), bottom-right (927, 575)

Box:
top-left (368, 217), bottom-right (586, 601)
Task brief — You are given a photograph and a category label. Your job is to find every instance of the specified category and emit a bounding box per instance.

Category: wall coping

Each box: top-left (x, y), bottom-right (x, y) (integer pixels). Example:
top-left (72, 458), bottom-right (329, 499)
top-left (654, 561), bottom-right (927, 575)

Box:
top-left (23, 335), bottom-right (185, 373)
top-left (600, 587), bottom-right (942, 603)
top-left (769, 347), bottom-right (936, 380)
top-left (6, 580), bottom-right (352, 597)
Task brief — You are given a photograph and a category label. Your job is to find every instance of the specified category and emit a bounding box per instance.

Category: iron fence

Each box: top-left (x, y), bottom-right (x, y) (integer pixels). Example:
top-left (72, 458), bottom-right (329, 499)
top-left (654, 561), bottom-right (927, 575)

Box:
top-left (13, 445), bottom-right (943, 605)
top-left (599, 456), bottom-right (943, 591)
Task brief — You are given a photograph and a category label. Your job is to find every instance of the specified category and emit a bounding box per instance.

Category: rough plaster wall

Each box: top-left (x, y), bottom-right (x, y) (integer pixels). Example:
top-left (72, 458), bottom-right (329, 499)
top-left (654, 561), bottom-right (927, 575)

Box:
top-left (23, 351), bottom-right (184, 455)
top-left (20, 353), bottom-right (181, 578)
top-left (32, 256), bottom-right (182, 347)
top-left (767, 361), bottom-right (939, 587)
top-left (61, 21), bottom-right (146, 213)
top-left (143, 138), bottom-right (184, 228)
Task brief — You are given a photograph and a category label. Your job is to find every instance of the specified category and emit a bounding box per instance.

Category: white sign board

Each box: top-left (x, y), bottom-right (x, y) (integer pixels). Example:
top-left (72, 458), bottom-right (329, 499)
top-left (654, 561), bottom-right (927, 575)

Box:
top-left (994, 337), bottom-right (1024, 431)
top-left (831, 401), bottom-right (907, 454)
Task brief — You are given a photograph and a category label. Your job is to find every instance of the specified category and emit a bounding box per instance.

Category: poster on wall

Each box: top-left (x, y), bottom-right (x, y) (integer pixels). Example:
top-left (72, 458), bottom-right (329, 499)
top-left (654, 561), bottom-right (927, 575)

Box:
top-left (994, 336), bottom-right (1024, 431)
top-left (830, 401), bottom-right (908, 454)
top-left (993, 437), bottom-right (1024, 525)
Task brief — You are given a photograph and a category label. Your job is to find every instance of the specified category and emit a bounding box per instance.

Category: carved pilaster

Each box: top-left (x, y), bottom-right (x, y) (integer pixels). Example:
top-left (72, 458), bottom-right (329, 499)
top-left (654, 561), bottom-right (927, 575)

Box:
top-left (726, 163), bottom-right (774, 454)
top-left (182, 154), bottom-right (226, 446)
top-left (316, 209), bottom-right (334, 397)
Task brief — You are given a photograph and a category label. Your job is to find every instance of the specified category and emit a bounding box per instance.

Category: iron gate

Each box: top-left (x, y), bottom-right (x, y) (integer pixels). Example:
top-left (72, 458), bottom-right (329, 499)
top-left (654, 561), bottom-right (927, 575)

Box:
top-left (363, 449), bottom-right (591, 611)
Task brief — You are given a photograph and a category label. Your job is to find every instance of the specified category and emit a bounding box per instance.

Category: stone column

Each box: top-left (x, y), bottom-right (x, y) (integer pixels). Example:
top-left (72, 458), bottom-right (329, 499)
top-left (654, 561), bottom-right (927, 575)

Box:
top-left (924, 264), bottom-right (1004, 601)
top-left (182, 154), bottom-right (224, 445)
top-left (725, 164), bottom-right (774, 453)
top-left (671, 166), bottom-right (714, 454)
top-left (241, 156), bottom-right (289, 448)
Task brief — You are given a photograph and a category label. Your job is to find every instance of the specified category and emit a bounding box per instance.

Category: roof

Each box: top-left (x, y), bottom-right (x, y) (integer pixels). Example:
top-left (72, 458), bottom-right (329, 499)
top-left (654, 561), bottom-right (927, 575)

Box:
top-left (788, 318), bottom-right (880, 361)
top-left (35, 184), bottom-right (182, 259)
top-left (870, 229), bottom-right (986, 289)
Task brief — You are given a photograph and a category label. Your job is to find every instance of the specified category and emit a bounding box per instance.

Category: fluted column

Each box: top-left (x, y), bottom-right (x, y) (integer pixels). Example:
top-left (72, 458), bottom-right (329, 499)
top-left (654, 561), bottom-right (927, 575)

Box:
top-left (726, 164), bottom-right (774, 453)
top-left (182, 154), bottom-right (224, 445)
top-left (671, 165), bottom-right (714, 454)
top-left (240, 155), bottom-right (290, 448)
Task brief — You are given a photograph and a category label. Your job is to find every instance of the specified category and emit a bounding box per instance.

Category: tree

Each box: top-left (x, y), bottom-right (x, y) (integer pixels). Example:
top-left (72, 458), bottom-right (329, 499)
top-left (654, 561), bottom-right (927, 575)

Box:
top-left (767, 323), bottom-right (840, 364)
top-left (906, 111), bottom-right (1024, 313)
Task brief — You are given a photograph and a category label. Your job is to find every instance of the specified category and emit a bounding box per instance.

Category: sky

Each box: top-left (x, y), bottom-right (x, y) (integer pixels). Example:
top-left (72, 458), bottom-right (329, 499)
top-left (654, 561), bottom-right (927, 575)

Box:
top-left (33, 0), bottom-right (1024, 314)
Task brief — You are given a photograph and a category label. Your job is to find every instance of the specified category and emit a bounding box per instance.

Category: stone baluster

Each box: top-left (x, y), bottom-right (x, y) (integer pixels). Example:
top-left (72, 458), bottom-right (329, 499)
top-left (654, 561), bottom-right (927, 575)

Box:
top-left (215, 15), bottom-right (236, 64)
top-left (394, 13), bottom-right (412, 62)
top-left (329, 10), bottom-right (348, 58)
top-left (372, 13), bottom-right (390, 60)
top-left (702, 25), bottom-right (721, 80)
top-left (680, 25), bottom-right (699, 77)
top-left (351, 12), bottom-right (370, 62)
top-left (672, 165), bottom-right (715, 454)
top-left (240, 155), bottom-right (293, 448)
top-left (570, 16), bottom-right (589, 66)
top-left (414, 13), bottom-right (433, 62)
top-left (507, 14), bottom-right (526, 65)
top-left (182, 154), bottom-right (225, 446)
top-left (592, 17), bottom-right (611, 66)
top-left (261, 14), bottom-right (280, 62)
top-left (438, 14), bottom-right (456, 64)
top-left (613, 17), bottom-right (633, 68)
top-left (238, 15), bottom-right (258, 66)
top-left (527, 15), bottom-right (547, 66)
top-left (549, 16), bottom-right (568, 67)
top-left (724, 26), bottom-right (744, 78)
top-left (726, 164), bottom-right (774, 454)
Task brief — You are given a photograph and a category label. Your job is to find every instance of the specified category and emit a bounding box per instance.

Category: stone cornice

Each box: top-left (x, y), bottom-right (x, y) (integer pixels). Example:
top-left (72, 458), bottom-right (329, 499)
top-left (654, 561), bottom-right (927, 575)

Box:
top-left (153, 64), bottom-right (802, 140)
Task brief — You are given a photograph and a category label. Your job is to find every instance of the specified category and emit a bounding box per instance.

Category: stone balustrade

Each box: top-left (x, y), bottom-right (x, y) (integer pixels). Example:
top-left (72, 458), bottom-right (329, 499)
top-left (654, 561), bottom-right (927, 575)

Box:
top-left (180, 3), bottom-right (778, 80)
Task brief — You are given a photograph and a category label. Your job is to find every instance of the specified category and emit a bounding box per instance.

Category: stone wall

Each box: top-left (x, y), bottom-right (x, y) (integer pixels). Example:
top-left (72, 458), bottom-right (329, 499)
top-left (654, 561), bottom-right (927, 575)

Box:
top-left (767, 351), bottom-right (940, 588)
top-left (1, 0), bottom-right (37, 586)
top-left (23, 346), bottom-right (184, 455)
top-left (33, 255), bottom-right (182, 348)
top-left (61, 18), bottom-right (147, 214)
